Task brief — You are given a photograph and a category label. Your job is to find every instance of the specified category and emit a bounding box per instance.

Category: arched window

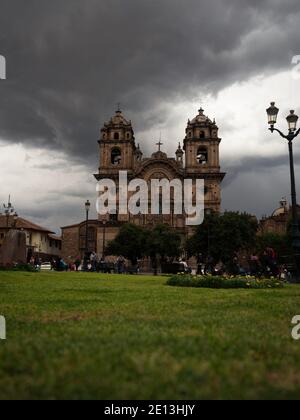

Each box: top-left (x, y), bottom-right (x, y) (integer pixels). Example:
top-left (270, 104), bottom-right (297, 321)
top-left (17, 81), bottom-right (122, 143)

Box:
top-left (114, 132), bottom-right (120, 140)
top-left (126, 132), bottom-right (130, 140)
top-left (111, 148), bottom-right (122, 165)
top-left (200, 131), bottom-right (205, 139)
top-left (197, 147), bottom-right (208, 165)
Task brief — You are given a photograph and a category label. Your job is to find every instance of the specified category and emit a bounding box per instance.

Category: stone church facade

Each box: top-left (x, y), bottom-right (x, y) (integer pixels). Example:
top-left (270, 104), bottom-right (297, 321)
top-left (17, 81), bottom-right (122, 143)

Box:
top-left (61, 108), bottom-right (226, 264)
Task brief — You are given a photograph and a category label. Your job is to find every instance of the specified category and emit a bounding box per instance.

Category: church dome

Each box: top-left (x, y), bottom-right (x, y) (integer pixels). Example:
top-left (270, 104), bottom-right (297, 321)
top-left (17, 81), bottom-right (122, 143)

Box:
top-left (272, 208), bottom-right (285, 217)
top-left (272, 199), bottom-right (289, 217)
top-left (185, 107), bottom-right (219, 141)
top-left (109, 109), bottom-right (131, 127)
top-left (152, 150), bottom-right (168, 160)
top-left (190, 108), bottom-right (213, 125)
top-left (101, 108), bottom-right (135, 142)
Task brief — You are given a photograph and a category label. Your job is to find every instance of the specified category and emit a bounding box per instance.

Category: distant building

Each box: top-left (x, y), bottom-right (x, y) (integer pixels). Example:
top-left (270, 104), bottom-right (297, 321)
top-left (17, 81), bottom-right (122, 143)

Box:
top-left (0, 215), bottom-right (62, 261)
top-left (61, 219), bottom-right (99, 263)
top-left (258, 198), bottom-right (300, 236)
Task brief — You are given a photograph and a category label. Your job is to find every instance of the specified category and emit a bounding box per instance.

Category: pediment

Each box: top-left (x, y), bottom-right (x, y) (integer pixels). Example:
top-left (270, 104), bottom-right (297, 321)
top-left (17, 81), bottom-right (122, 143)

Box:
top-left (135, 159), bottom-right (183, 181)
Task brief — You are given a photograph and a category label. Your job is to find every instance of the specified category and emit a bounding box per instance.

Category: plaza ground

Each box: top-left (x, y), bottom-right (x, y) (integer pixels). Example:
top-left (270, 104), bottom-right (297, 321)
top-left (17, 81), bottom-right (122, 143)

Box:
top-left (0, 272), bottom-right (300, 400)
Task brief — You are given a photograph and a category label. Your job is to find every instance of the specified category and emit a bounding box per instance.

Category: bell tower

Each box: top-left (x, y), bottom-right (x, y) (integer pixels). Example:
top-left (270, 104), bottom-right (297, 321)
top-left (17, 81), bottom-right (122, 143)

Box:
top-left (183, 108), bottom-right (226, 212)
top-left (98, 108), bottom-right (137, 177)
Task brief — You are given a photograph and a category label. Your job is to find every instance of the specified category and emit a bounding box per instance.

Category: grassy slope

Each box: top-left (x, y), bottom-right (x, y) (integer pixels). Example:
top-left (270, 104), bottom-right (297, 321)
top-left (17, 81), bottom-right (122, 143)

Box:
top-left (0, 271), bottom-right (300, 400)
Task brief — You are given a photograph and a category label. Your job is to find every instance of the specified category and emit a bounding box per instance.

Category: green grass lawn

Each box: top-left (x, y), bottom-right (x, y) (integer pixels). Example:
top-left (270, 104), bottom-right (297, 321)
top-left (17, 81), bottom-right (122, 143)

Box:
top-left (0, 271), bottom-right (300, 400)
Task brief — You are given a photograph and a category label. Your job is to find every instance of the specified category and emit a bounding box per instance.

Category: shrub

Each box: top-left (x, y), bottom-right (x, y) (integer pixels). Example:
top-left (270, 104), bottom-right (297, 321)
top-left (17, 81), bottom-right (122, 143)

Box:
top-left (166, 274), bottom-right (285, 289)
top-left (0, 264), bottom-right (36, 272)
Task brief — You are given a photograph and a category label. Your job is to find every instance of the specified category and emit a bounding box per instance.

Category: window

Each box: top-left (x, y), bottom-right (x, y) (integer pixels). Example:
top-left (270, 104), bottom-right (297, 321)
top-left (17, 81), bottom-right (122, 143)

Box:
top-left (114, 132), bottom-right (120, 140)
top-left (197, 147), bottom-right (208, 165)
top-left (200, 131), bottom-right (205, 139)
top-left (111, 148), bottom-right (122, 165)
top-left (110, 213), bottom-right (118, 223)
top-left (159, 194), bottom-right (163, 215)
top-left (88, 227), bottom-right (96, 241)
top-left (79, 225), bottom-right (97, 252)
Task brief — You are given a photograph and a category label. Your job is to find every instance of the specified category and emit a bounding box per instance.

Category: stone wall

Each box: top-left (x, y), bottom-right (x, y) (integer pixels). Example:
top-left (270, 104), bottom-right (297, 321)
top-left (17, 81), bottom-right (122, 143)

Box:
top-left (61, 226), bottom-right (80, 262)
top-left (97, 226), bottom-right (119, 258)
top-left (0, 230), bottom-right (27, 266)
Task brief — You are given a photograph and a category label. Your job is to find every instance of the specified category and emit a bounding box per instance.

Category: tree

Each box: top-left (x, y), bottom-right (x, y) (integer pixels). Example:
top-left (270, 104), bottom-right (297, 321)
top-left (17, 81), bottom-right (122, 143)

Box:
top-left (146, 224), bottom-right (182, 261)
top-left (145, 224), bottom-right (182, 274)
top-left (106, 223), bottom-right (182, 274)
top-left (186, 212), bottom-right (220, 261)
top-left (256, 233), bottom-right (291, 260)
top-left (187, 212), bottom-right (258, 265)
top-left (106, 224), bottom-right (147, 264)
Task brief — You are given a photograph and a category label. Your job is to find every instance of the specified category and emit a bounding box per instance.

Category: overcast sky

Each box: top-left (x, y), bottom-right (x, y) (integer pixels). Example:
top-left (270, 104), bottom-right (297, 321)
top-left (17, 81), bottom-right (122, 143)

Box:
top-left (1, 0), bottom-right (300, 233)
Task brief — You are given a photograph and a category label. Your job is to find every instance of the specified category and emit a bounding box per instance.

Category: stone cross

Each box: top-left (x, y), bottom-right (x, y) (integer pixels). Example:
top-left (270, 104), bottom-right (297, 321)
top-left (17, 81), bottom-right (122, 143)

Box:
top-left (156, 140), bottom-right (163, 151)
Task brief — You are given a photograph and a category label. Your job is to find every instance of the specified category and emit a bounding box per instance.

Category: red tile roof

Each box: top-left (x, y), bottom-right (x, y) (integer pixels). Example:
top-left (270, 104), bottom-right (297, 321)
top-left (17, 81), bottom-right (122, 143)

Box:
top-left (0, 215), bottom-right (54, 234)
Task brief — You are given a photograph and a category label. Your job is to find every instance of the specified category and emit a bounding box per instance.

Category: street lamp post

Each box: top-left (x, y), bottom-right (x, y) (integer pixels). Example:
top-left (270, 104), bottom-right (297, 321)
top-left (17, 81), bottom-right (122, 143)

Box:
top-left (84, 200), bottom-right (91, 271)
top-left (206, 209), bottom-right (212, 259)
top-left (266, 103), bottom-right (300, 280)
top-left (102, 220), bottom-right (107, 259)
top-left (205, 209), bottom-right (212, 274)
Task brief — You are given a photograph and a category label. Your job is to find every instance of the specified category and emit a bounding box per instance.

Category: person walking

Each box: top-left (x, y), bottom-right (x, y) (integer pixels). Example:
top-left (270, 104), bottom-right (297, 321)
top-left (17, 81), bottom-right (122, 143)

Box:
top-left (117, 256), bottom-right (125, 274)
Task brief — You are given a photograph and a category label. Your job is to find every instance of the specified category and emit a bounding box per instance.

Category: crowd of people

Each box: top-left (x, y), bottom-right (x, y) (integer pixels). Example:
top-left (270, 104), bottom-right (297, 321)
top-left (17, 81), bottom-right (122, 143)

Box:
top-left (28, 255), bottom-right (69, 271)
top-left (249, 248), bottom-right (290, 280)
top-left (27, 252), bottom-right (140, 274)
top-left (27, 247), bottom-right (292, 280)
top-left (196, 247), bottom-right (290, 280)
top-left (65, 253), bottom-right (139, 274)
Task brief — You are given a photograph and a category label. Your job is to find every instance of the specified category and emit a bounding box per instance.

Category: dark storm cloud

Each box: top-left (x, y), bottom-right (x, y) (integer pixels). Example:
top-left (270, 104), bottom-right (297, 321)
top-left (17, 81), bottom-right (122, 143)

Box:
top-left (1, 0), bottom-right (300, 159)
top-left (222, 162), bottom-right (300, 218)
top-left (223, 151), bottom-right (300, 188)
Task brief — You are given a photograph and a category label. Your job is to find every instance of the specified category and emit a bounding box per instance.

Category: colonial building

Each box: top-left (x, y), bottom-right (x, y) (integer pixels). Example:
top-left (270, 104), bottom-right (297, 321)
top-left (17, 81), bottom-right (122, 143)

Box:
top-left (258, 198), bottom-right (300, 236)
top-left (0, 214), bottom-right (62, 261)
top-left (61, 107), bottom-right (226, 262)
